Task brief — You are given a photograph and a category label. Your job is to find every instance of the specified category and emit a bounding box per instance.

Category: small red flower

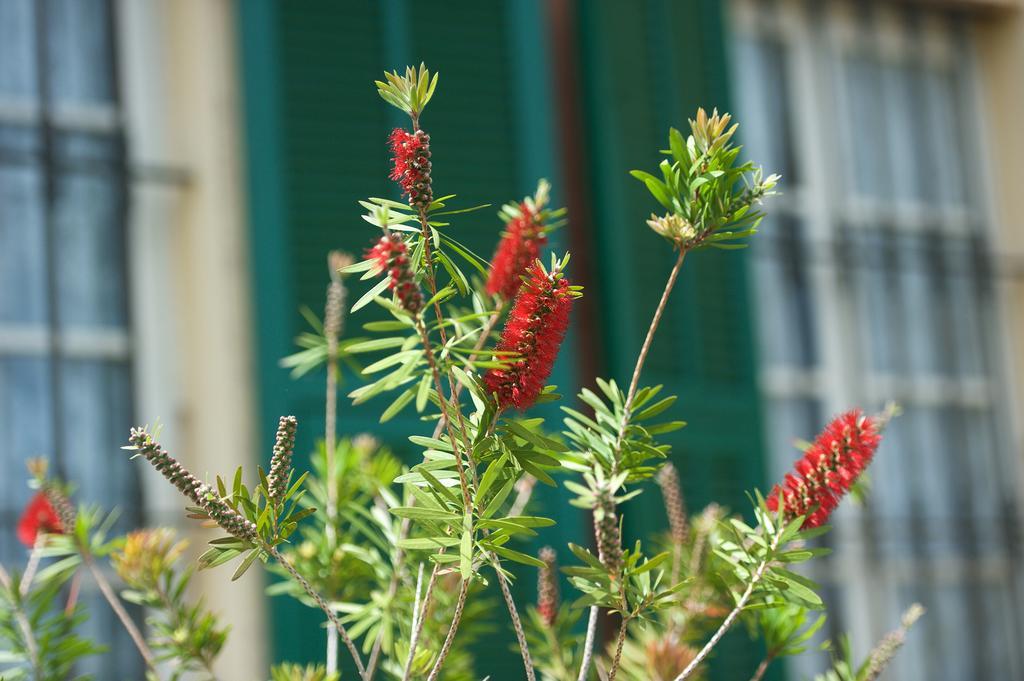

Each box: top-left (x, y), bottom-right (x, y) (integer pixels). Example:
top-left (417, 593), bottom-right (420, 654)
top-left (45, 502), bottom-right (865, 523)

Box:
top-left (388, 128), bottom-right (432, 209)
top-left (17, 492), bottom-right (63, 547)
top-left (484, 262), bottom-right (573, 410)
top-left (368, 235), bottom-right (423, 315)
top-left (486, 202), bottom-right (549, 300)
top-left (767, 410), bottom-right (882, 528)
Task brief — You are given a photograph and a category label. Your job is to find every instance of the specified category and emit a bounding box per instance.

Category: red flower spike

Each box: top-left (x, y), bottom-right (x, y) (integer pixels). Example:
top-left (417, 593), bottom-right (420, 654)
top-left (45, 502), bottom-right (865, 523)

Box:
top-left (368, 235), bottom-right (423, 315)
top-left (17, 492), bottom-right (63, 547)
top-left (486, 202), bottom-right (549, 300)
top-left (766, 410), bottom-right (882, 529)
top-left (388, 128), bottom-right (432, 209)
top-left (484, 263), bottom-right (573, 410)
top-left (537, 547), bottom-right (559, 628)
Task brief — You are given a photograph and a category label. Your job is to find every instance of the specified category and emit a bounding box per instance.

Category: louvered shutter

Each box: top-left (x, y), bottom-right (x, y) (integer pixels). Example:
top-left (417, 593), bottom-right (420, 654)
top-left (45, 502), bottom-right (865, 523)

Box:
top-left (576, 1), bottom-right (772, 679)
top-left (238, 2), bottom-right (573, 676)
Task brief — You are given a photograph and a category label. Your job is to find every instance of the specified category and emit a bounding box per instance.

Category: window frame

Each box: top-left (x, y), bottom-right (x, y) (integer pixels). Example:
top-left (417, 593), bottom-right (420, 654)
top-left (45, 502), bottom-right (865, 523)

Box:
top-left (730, 1), bottom-right (1024, 678)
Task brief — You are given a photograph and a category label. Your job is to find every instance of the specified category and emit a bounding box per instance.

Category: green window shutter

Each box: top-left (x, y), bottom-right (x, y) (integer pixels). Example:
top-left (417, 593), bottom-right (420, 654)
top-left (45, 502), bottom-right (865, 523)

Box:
top-left (238, 2), bottom-right (575, 677)
top-left (576, 1), bottom-right (771, 679)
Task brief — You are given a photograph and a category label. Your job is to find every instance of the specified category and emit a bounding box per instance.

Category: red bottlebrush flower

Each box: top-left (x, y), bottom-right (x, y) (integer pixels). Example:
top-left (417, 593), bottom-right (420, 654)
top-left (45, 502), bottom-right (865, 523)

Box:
top-left (17, 492), bottom-right (63, 546)
top-left (486, 202), bottom-right (549, 300)
top-left (483, 262), bottom-right (573, 410)
top-left (368, 235), bottom-right (423, 315)
top-left (388, 128), bottom-right (432, 209)
top-left (767, 410), bottom-right (882, 528)
top-left (537, 546), bottom-right (559, 628)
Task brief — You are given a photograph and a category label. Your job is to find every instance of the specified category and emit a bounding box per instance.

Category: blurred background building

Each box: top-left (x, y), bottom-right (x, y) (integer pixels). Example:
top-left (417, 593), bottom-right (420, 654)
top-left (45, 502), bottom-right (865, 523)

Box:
top-left (1, 0), bottom-right (1022, 679)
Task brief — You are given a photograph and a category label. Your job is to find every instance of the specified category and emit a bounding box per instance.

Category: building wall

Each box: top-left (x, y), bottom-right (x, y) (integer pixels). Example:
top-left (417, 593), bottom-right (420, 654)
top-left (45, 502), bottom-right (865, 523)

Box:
top-left (117, 1), bottom-right (264, 678)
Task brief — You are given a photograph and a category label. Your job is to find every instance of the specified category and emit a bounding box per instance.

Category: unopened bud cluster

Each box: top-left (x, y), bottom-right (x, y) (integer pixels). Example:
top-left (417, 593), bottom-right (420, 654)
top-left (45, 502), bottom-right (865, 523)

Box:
top-left (536, 546), bottom-right (560, 627)
top-left (656, 462), bottom-right (687, 545)
top-left (593, 488), bottom-right (623, 577)
top-left (268, 415), bottom-right (298, 504)
top-left (129, 428), bottom-right (258, 542)
top-left (129, 428), bottom-right (205, 507)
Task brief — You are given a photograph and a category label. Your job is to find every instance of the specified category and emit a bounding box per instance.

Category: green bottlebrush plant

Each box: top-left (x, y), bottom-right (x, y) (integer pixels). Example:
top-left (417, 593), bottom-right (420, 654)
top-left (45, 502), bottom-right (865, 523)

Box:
top-left (3, 62), bottom-right (924, 681)
top-left (0, 538), bottom-right (102, 680)
top-left (111, 528), bottom-right (228, 679)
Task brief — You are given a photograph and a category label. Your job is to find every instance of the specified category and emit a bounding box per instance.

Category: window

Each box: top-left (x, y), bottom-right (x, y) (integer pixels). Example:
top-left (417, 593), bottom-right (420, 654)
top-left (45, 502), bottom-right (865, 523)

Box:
top-left (0, 0), bottom-right (140, 675)
top-left (731, 1), bottom-right (1023, 679)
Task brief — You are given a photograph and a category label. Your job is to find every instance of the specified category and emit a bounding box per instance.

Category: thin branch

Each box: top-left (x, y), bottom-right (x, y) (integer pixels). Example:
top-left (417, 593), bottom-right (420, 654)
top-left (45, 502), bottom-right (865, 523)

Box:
top-left (672, 529), bottom-right (782, 681)
top-left (80, 547), bottom-right (157, 671)
top-left (324, 259), bottom-right (344, 675)
top-left (398, 564), bottom-right (424, 679)
top-left (20, 537), bottom-right (44, 597)
top-left (267, 544), bottom-right (368, 680)
top-left (748, 655), bottom-right (773, 681)
top-left (402, 562), bottom-right (437, 681)
top-left (493, 560), bottom-right (536, 681)
top-left (425, 577), bottom-right (470, 681)
top-left (0, 564), bottom-right (42, 678)
top-left (615, 249), bottom-right (686, 465)
top-left (606, 617), bottom-right (630, 681)
top-left (64, 571), bottom-right (81, 616)
top-left (365, 545), bottom-right (406, 680)
top-left (508, 475), bottom-right (537, 518)
top-left (578, 249), bottom-right (688, 681)
top-left (430, 306), bottom-right (503, 440)
top-left (576, 605), bottom-right (600, 681)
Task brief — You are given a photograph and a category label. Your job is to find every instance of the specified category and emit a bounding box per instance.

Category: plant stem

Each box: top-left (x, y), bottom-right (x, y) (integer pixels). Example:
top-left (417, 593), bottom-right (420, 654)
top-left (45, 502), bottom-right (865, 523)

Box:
top-left (749, 655), bottom-right (773, 681)
top-left (430, 306), bottom-right (503, 440)
top-left (577, 605), bottom-right (600, 681)
top-left (672, 530), bottom-right (780, 681)
top-left (402, 562), bottom-right (438, 681)
top-left (399, 563), bottom-right (426, 681)
top-left (365, 545), bottom-right (405, 681)
top-left (267, 544), bottom-right (368, 680)
top-left (0, 564), bottom-right (42, 679)
top-left (325, 265), bottom-right (342, 675)
top-left (20, 537), bottom-right (44, 597)
top-left (577, 249), bottom-right (687, 681)
top-left (493, 559), bottom-right (536, 681)
top-left (417, 321), bottom-right (474, 510)
top-left (64, 571), bottom-right (81, 616)
top-left (606, 617), bottom-right (630, 681)
top-left (425, 577), bottom-right (470, 681)
top-left (615, 249), bottom-right (686, 464)
top-left (80, 546), bottom-right (157, 672)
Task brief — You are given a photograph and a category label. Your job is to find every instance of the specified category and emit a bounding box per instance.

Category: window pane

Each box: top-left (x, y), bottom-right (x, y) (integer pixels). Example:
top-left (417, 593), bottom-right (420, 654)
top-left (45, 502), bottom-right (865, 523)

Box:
top-left (45, 0), bottom-right (115, 107)
top-left (60, 359), bottom-right (135, 514)
top-left (0, 0), bottom-right (37, 100)
top-left (751, 216), bottom-right (817, 368)
top-left (54, 167), bottom-right (127, 328)
top-left (734, 35), bottom-right (799, 184)
top-left (0, 155), bottom-right (47, 324)
top-left (842, 53), bottom-right (891, 199)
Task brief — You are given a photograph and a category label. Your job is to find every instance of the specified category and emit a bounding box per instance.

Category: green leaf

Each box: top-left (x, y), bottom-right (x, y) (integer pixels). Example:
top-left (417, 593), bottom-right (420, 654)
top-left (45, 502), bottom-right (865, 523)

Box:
top-left (380, 385), bottom-right (417, 422)
top-left (346, 337), bottom-right (408, 354)
top-left (476, 454), bottom-right (508, 501)
top-left (459, 517), bottom-right (473, 580)
top-left (231, 549), bottom-right (261, 581)
top-left (397, 536), bottom-right (460, 550)
top-left (351, 277), bottom-right (391, 313)
top-left (490, 544), bottom-right (546, 568)
top-left (390, 506), bottom-right (460, 522)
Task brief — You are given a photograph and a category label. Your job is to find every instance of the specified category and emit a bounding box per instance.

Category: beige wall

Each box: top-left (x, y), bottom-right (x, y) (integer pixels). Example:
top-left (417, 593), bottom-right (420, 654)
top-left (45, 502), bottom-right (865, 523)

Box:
top-left (974, 8), bottom-right (1024, 484)
top-left (117, 1), bottom-right (265, 678)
